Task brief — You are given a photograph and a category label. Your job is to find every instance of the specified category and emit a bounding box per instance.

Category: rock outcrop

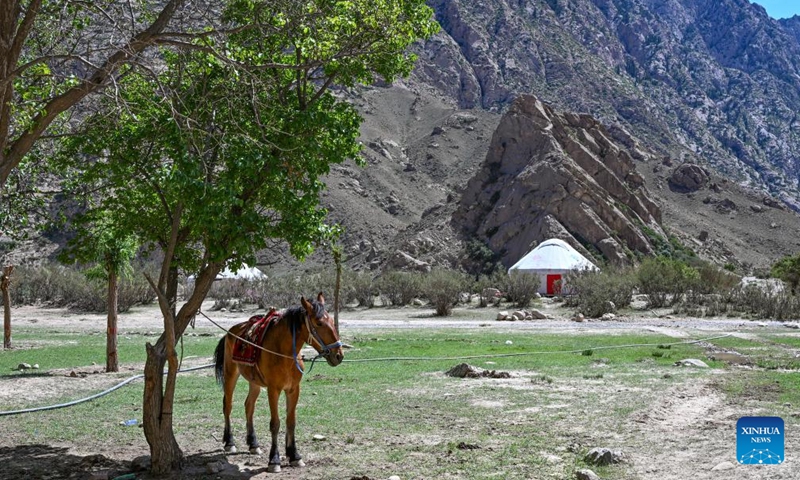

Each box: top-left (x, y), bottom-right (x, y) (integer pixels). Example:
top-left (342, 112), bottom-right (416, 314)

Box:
top-left (410, 0), bottom-right (800, 210)
top-left (668, 164), bottom-right (711, 193)
top-left (453, 95), bottom-right (665, 266)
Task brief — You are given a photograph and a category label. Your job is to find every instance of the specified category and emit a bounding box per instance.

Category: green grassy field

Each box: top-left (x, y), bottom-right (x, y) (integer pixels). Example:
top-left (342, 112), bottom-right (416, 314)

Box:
top-left (2, 328), bottom-right (799, 479)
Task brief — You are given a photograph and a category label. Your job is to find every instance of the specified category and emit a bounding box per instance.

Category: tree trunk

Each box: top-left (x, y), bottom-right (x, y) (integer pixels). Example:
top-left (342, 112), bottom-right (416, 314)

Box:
top-left (142, 341), bottom-right (182, 474)
top-left (333, 247), bottom-right (341, 334)
top-left (106, 269), bottom-right (119, 372)
top-left (142, 257), bottom-right (222, 474)
top-left (1, 265), bottom-right (12, 349)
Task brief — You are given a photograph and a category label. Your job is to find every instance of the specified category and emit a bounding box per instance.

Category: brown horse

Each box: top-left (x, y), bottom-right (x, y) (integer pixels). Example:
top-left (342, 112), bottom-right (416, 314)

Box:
top-left (213, 293), bottom-right (343, 473)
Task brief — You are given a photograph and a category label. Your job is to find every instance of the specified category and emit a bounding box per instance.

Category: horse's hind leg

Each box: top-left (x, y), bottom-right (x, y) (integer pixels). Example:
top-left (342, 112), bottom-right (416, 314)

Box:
top-left (266, 386), bottom-right (282, 473)
top-left (245, 382), bottom-right (263, 454)
top-left (222, 362), bottom-right (239, 453)
top-left (285, 386), bottom-right (304, 468)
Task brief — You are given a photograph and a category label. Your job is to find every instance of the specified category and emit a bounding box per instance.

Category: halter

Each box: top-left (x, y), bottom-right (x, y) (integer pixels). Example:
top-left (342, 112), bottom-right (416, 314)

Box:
top-left (290, 308), bottom-right (342, 375)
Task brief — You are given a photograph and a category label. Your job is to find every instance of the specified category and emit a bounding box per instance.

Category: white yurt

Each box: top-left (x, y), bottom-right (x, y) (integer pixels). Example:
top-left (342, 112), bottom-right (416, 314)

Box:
top-left (508, 238), bottom-right (598, 295)
top-left (215, 263), bottom-right (267, 281)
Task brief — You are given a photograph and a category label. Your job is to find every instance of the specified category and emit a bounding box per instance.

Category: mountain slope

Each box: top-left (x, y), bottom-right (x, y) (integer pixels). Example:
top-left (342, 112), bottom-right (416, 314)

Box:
top-left (410, 0), bottom-right (800, 208)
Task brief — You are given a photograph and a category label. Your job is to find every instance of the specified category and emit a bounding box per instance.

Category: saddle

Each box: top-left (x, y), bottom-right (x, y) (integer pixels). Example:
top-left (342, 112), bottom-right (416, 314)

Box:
top-left (231, 309), bottom-right (281, 365)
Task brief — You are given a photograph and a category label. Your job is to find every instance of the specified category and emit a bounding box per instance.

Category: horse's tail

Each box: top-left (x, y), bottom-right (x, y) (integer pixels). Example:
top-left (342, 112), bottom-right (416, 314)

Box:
top-left (214, 335), bottom-right (226, 386)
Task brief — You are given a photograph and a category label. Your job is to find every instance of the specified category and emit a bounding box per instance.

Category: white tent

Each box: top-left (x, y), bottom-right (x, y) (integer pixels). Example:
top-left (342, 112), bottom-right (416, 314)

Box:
top-left (216, 263), bottom-right (267, 281)
top-left (508, 238), bottom-right (598, 295)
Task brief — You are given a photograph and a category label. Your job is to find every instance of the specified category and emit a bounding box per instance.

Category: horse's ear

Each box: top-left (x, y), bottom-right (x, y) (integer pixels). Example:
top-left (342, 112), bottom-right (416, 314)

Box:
top-left (317, 292), bottom-right (325, 304)
top-left (300, 296), bottom-right (311, 310)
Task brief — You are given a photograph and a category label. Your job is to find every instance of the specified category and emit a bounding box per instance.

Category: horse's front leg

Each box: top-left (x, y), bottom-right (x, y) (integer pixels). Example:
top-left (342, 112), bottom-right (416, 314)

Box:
top-left (285, 386), bottom-right (304, 467)
top-left (245, 382), bottom-right (263, 455)
top-left (267, 386), bottom-right (282, 473)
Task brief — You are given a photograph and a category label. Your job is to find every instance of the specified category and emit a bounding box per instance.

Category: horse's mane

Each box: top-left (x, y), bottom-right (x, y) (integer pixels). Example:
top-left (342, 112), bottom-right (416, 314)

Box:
top-left (281, 299), bottom-right (325, 327)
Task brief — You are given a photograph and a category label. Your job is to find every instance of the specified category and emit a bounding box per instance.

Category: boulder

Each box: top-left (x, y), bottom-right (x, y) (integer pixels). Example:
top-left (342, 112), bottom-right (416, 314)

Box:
top-left (763, 196), bottom-right (785, 210)
top-left (575, 469), bottom-right (601, 480)
top-left (529, 309), bottom-right (547, 320)
top-left (130, 455), bottom-right (151, 472)
top-left (584, 447), bottom-right (625, 466)
top-left (668, 163), bottom-right (710, 193)
top-left (386, 250), bottom-right (431, 273)
top-left (674, 359), bottom-right (709, 368)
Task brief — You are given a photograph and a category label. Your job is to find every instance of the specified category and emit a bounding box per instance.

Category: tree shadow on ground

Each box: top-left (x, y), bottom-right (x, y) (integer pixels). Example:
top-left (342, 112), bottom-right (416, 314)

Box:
top-left (0, 444), bottom-right (270, 479)
top-left (0, 444), bottom-right (128, 480)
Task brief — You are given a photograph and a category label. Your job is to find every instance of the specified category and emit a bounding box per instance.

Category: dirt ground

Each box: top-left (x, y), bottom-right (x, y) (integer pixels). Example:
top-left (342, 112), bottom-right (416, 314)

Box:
top-left (1, 300), bottom-right (799, 479)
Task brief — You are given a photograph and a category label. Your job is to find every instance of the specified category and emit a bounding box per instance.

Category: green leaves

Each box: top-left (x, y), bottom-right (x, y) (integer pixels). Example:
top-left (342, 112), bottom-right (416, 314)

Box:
top-left (55, 0), bottom-right (435, 278)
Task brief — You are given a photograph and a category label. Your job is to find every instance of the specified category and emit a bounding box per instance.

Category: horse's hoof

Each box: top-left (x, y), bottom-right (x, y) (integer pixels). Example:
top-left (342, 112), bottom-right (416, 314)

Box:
top-left (267, 464), bottom-right (281, 473)
top-left (290, 459), bottom-right (305, 468)
top-left (249, 446), bottom-right (263, 455)
top-left (224, 445), bottom-right (237, 453)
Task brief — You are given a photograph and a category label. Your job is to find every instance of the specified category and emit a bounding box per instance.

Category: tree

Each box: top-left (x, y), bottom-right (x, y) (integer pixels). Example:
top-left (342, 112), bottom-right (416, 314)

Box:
top-left (1, 265), bottom-right (13, 349)
top-left (772, 253), bottom-right (800, 294)
top-left (61, 216), bottom-right (138, 372)
top-left (57, 1), bottom-right (438, 473)
top-left (0, 0), bottom-right (212, 187)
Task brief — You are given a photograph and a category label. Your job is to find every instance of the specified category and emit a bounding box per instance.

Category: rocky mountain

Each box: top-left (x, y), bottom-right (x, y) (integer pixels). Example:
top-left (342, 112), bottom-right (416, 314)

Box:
top-left (7, 0), bottom-right (800, 274)
top-left (317, 0), bottom-right (800, 273)
top-left (453, 94), bottom-right (665, 266)
top-left (412, 0), bottom-right (800, 209)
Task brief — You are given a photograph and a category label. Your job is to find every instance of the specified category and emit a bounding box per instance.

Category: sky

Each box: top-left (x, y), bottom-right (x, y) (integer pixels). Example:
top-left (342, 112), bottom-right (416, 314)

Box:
top-left (752, 1), bottom-right (800, 19)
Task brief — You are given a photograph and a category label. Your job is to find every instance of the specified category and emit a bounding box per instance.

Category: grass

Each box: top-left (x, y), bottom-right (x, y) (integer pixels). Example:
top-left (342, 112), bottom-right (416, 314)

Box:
top-left (1, 327), bottom-right (796, 479)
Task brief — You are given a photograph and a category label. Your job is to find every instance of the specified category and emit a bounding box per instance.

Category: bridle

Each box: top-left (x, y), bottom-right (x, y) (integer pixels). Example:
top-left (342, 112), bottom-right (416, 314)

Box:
top-left (290, 307), bottom-right (342, 375)
top-left (303, 311), bottom-right (343, 358)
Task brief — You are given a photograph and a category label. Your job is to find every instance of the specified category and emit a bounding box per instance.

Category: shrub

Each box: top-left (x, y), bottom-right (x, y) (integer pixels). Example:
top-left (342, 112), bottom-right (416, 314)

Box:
top-left (694, 261), bottom-right (740, 295)
top-left (771, 253), bottom-right (800, 294)
top-left (475, 269), bottom-right (507, 307)
top-left (421, 269), bottom-right (469, 316)
top-left (208, 279), bottom-right (251, 310)
top-left (376, 270), bottom-right (422, 306)
top-left (724, 285), bottom-right (800, 320)
top-left (243, 275), bottom-right (307, 310)
top-left (7, 262), bottom-right (154, 312)
top-left (502, 271), bottom-right (541, 308)
top-left (348, 269), bottom-right (376, 308)
top-left (637, 257), bottom-right (699, 307)
top-left (565, 268), bottom-right (636, 318)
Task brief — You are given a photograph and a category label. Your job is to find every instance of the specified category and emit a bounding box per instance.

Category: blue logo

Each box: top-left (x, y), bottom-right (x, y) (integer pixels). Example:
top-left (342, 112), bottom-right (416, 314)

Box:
top-left (737, 416), bottom-right (784, 465)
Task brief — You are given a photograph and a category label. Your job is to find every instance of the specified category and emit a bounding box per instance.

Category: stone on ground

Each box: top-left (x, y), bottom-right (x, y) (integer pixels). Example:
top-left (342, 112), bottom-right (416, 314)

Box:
top-left (674, 359), bottom-right (709, 368)
top-left (575, 469), bottom-right (600, 480)
top-left (584, 447), bottom-right (625, 466)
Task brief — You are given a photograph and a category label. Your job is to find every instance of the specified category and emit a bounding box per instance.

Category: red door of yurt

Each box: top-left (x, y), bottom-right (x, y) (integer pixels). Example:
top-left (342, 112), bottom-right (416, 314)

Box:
top-left (546, 274), bottom-right (562, 295)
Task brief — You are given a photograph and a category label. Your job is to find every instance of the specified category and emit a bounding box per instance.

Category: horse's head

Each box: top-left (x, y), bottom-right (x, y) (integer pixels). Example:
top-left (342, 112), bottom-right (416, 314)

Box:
top-left (301, 292), bottom-right (344, 367)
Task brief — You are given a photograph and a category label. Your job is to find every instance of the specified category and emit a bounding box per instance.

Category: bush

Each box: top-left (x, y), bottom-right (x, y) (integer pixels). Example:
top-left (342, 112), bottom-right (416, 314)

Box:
top-left (208, 279), bottom-right (251, 310)
top-left (724, 285), bottom-right (800, 320)
top-left (421, 269), bottom-right (469, 316)
top-left (240, 275), bottom-right (302, 309)
top-left (637, 257), bottom-right (699, 307)
top-left (7, 262), bottom-right (154, 312)
top-left (475, 270), bottom-right (507, 307)
top-left (348, 269), bottom-right (376, 308)
top-left (694, 261), bottom-right (740, 295)
top-left (376, 270), bottom-right (422, 306)
top-left (565, 268), bottom-right (636, 318)
top-left (502, 271), bottom-right (541, 308)
top-left (771, 253), bottom-right (800, 294)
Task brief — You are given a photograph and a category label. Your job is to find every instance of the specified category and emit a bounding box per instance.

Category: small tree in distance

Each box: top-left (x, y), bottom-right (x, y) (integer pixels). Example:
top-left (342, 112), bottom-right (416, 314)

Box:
top-left (61, 216), bottom-right (138, 372)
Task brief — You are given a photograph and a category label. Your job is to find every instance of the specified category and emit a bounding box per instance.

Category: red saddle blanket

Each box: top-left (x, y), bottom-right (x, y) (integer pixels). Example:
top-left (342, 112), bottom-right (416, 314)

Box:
top-left (231, 310), bottom-right (281, 365)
